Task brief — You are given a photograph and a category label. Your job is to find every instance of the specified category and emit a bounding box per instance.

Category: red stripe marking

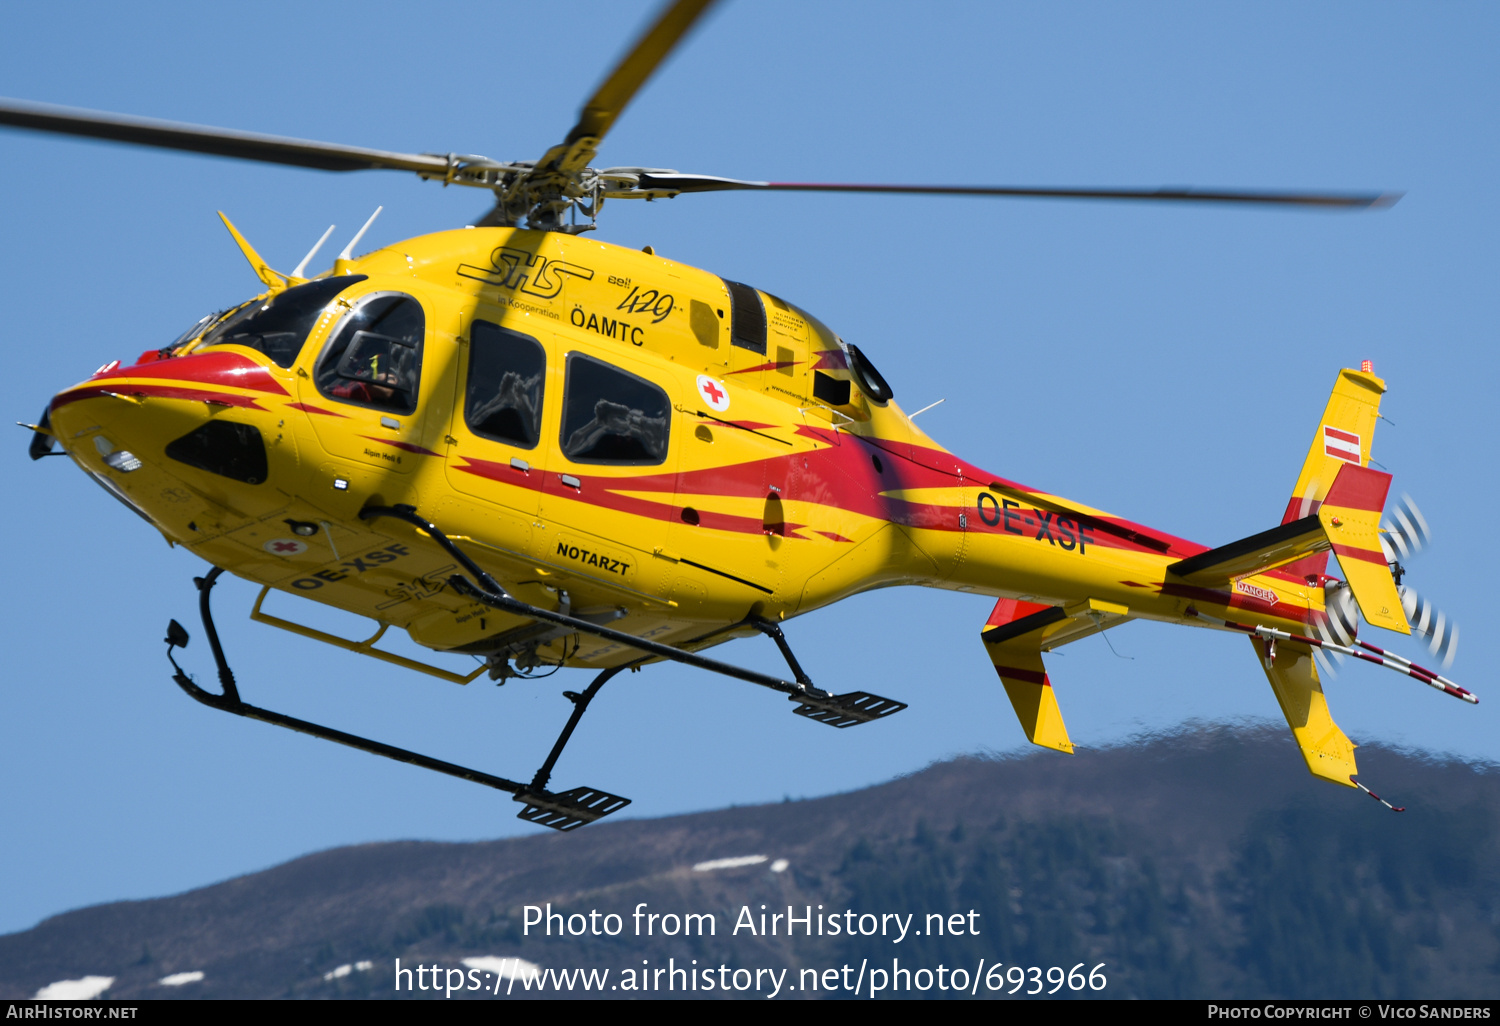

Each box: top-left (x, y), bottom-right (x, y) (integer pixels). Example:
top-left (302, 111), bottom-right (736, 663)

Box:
top-left (89, 350), bottom-right (289, 396)
top-left (359, 435), bottom-right (444, 458)
top-left (1161, 581), bottom-right (1312, 621)
top-left (1324, 426), bottom-right (1359, 444)
top-left (286, 401), bottom-right (347, 417)
top-left (51, 383), bottom-right (264, 411)
top-left (985, 597), bottom-right (1053, 629)
top-left (726, 361), bottom-right (800, 375)
top-left (1330, 543), bottom-right (1388, 565)
top-left (811, 350), bottom-right (848, 370)
top-left (992, 665), bottom-right (1050, 686)
top-left (1323, 463), bottom-right (1391, 512)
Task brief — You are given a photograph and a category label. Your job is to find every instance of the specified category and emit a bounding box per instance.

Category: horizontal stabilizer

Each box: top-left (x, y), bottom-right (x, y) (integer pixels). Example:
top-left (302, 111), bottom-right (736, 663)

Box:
top-left (1168, 515), bottom-right (1326, 585)
top-left (1169, 462), bottom-right (1411, 636)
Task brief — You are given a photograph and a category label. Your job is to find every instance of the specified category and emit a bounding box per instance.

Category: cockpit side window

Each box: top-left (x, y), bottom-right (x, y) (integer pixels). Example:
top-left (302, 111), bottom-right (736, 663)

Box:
top-left (199, 275), bottom-right (368, 368)
top-left (315, 293), bottom-right (425, 415)
top-left (560, 352), bottom-right (670, 465)
top-left (465, 320), bottom-right (545, 449)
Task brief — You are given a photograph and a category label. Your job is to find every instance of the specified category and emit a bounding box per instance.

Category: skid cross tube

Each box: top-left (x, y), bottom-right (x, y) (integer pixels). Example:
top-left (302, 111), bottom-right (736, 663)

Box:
top-left (165, 569), bottom-right (528, 797)
top-left (360, 504), bottom-right (820, 699)
top-left (530, 661), bottom-right (639, 792)
top-left (172, 671), bottom-right (530, 796)
top-left (746, 615), bottom-right (815, 687)
top-left (194, 567), bottom-right (240, 704)
top-left (163, 566), bottom-right (640, 829)
top-left (164, 565), bottom-right (636, 829)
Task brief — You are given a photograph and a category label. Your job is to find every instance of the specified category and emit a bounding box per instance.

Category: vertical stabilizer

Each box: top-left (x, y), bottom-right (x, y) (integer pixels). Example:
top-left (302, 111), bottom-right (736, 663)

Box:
top-left (1277, 366), bottom-right (1386, 583)
top-left (1285, 367), bottom-right (1386, 523)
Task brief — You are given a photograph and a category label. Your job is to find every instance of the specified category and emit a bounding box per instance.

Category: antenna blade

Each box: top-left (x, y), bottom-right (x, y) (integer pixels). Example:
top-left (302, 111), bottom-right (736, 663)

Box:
top-left (338, 207), bottom-right (383, 261)
top-left (0, 97), bottom-right (451, 176)
top-left (636, 173), bottom-right (1398, 209)
top-left (291, 224), bottom-right (337, 279)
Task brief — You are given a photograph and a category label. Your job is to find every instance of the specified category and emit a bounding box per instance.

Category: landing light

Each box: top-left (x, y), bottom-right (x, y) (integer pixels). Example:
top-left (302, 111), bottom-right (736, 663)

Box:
top-left (102, 450), bottom-right (142, 472)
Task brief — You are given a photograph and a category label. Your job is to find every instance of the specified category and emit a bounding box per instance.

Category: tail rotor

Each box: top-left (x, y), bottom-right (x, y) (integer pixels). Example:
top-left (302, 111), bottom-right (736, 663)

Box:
top-left (1379, 494), bottom-right (1458, 668)
top-left (1313, 581), bottom-right (1359, 678)
top-left (1379, 493), bottom-right (1431, 570)
top-left (1399, 585), bottom-right (1459, 668)
top-left (1316, 493), bottom-right (1460, 672)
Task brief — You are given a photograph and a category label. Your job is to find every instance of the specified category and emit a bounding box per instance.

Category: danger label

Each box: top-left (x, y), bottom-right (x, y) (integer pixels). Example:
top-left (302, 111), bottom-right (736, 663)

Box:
top-left (1235, 579), bottom-right (1279, 605)
top-left (1323, 425), bottom-right (1361, 464)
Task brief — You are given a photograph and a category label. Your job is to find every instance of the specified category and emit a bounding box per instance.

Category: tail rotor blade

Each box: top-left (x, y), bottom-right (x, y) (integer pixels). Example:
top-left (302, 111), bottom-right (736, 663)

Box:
top-left (1322, 582), bottom-right (1359, 646)
top-left (1382, 494), bottom-right (1431, 561)
top-left (1400, 586), bottom-right (1459, 668)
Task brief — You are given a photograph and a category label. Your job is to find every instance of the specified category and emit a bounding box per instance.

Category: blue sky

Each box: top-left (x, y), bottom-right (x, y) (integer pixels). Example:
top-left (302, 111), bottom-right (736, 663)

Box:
top-left (2, 0), bottom-right (1497, 935)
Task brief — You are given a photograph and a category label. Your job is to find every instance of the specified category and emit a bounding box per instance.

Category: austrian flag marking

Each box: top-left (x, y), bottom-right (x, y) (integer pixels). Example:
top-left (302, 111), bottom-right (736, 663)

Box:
top-left (1322, 425), bottom-right (1362, 464)
top-left (696, 374), bottom-right (730, 412)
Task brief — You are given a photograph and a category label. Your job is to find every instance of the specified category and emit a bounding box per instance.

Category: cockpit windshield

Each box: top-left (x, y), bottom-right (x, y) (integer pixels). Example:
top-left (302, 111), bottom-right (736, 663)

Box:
top-left (195, 275), bottom-right (368, 368)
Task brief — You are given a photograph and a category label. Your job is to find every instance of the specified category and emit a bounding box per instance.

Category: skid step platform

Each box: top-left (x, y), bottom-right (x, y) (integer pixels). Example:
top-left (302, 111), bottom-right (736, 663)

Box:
top-left (792, 690), bottom-right (907, 728)
top-left (514, 786), bottom-right (632, 831)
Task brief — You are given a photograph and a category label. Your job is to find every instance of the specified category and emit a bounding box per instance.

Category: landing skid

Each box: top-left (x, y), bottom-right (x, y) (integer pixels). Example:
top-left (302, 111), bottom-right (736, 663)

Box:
top-left (162, 505), bottom-right (905, 831)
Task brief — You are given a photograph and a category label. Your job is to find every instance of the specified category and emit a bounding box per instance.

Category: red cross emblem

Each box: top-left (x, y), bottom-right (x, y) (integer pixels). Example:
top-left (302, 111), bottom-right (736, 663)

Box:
top-left (696, 374), bottom-right (730, 412)
top-left (263, 538), bottom-right (308, 556)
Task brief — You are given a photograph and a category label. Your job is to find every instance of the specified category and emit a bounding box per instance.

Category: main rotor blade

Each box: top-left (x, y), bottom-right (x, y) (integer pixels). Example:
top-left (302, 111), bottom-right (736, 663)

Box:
top-left (0, 97), bottom-right (452, 176)
top-left (533, 0), bottom-right (716, 180)
top-left (568, 0), bottom-right (717, 146)
top-left (635, 173), bottom-right (1400, 209)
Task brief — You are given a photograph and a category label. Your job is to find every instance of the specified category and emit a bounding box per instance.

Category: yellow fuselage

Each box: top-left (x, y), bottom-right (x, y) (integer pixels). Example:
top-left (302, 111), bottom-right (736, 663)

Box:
top-left (45, 228), bottom-right (1319, 673)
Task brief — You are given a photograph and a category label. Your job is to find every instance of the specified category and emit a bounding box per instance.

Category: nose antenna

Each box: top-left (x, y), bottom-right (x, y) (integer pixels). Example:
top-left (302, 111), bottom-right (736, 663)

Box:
top-left (291, 224), bottom-right (337, 279)
top-left (338, 206), bottom-right (383, 262)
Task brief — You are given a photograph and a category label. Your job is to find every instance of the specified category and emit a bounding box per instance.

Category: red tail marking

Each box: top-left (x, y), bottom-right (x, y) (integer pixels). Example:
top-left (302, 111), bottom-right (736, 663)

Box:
top-left (1323, 463), bottom-right (1391, 513)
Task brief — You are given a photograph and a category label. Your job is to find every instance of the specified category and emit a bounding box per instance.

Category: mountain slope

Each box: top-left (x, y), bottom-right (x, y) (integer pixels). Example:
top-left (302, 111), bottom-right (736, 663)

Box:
top-left (3, 724), bottom-right (1497, 1000)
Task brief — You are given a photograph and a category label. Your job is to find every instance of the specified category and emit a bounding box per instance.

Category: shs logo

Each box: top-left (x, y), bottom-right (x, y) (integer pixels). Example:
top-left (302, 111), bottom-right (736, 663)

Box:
top-left (458, 246), bottom-right (595, 299)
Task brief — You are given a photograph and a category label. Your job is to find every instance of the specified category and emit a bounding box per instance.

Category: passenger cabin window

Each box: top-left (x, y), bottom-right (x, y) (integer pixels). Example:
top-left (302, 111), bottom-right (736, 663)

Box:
top-left (315, 293), bottom-right (425, 415)
top-left (465, 320), bottom-right (545, 449)
top-left (199, 275), bottom-right (367, 368)
top-left (560, 353), bottom-right (670, 465)
top-left (722, 279), bottom-right (767, 355)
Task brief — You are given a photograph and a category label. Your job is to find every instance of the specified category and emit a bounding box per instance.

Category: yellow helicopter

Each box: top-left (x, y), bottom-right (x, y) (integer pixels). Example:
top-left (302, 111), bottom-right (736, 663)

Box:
top-left (11, 0), bottom-right (1471, 830)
